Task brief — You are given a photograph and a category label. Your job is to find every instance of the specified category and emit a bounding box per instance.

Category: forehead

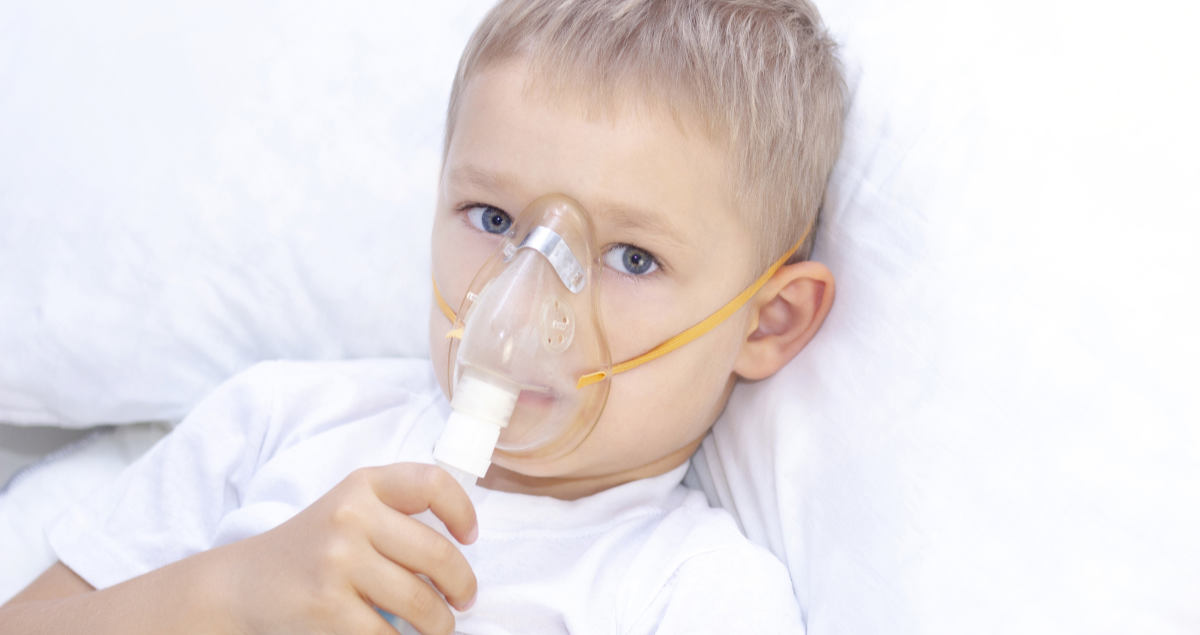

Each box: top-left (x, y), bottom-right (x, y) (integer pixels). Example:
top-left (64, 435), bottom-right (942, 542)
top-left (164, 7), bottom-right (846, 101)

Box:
top-left (443, 61), bottom-right (755, 278)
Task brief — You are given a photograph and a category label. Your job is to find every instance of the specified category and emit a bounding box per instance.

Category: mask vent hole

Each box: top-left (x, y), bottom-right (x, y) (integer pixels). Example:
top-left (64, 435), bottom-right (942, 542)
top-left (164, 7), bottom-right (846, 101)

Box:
top-left (541, 298), bottom-right (575, 353)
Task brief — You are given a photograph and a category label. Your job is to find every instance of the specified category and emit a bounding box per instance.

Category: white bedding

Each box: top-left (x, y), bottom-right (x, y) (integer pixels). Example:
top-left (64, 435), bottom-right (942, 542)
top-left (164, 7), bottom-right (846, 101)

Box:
top-left (0, 423), bottom-right (168, 600)
top-left (3, 0), bottom-right (1198, 631)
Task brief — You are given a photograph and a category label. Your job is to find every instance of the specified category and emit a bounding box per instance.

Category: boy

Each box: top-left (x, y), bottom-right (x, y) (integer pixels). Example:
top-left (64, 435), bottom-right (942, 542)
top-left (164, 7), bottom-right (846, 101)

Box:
top-left (1, 0), bottom-right (843, 632)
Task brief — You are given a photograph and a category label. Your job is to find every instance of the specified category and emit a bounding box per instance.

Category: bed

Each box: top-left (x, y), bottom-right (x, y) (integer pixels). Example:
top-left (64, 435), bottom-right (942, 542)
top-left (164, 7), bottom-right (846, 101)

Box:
top-left (2, 1), bottom-right (1198, 631)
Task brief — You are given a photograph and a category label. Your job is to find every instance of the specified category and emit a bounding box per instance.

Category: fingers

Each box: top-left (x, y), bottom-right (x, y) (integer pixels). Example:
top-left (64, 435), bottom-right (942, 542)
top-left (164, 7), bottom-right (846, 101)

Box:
top-left (367, 506), bottom-right (477, 611)
top-left (365, 464), bottom-right (479, 546)
top-left (333, 463), bottom-right (477, 634)
top-left (354, 560), bottom-right (457, 635)
top-left (345, 603), bottom-right (421, 635)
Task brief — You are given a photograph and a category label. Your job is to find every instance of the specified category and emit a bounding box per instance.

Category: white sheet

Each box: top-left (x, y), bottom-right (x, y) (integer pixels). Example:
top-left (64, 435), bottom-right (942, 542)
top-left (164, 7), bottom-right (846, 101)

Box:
top-left (0, 423), bottom-right (168, 601)
top-left (692, 0), bottom-right (1200, 632)
top-left (2, 0), bottom-right (1199, 631)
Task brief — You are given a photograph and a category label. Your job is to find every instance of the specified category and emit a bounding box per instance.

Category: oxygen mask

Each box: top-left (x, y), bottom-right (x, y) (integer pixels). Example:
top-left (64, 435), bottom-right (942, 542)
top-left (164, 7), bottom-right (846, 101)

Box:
top-left (433, 194), bottom-right (611, 481)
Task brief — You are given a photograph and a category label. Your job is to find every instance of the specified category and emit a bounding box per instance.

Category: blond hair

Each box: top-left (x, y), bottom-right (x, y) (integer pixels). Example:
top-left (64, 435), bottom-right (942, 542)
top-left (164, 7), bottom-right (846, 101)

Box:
top-left (444, 0), bottom-right (844, 264)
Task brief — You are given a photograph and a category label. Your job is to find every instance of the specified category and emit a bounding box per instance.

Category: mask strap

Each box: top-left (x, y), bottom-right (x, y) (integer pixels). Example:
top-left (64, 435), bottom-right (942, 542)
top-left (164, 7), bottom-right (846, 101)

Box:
top-left (575, 228), bottom-right (809, 389)
top-left (431, 222), bottom-right (812, 390)
top-left (434, 277), bottom-right (458, 323)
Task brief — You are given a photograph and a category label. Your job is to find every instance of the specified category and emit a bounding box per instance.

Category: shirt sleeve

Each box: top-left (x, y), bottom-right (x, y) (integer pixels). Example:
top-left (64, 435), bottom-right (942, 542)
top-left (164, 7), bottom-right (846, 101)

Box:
top-left (46, 363), bottom-right (280, 590)
top-left (626, 545), bottom-right (805, 635)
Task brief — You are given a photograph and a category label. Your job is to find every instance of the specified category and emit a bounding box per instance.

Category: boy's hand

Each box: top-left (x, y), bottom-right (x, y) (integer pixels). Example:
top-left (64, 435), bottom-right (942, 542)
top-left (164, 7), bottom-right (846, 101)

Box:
top-left (220, 462), bottom-right (478, 635)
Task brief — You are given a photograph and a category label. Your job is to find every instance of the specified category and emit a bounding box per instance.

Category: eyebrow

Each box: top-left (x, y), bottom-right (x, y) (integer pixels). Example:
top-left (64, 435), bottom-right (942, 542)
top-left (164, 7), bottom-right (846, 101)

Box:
top-left (594, 198), bottom-right (689, 250)
top-left (445, 164), bottom-right (520, 194)
top-left (445, 163), bottom-right (689, 249)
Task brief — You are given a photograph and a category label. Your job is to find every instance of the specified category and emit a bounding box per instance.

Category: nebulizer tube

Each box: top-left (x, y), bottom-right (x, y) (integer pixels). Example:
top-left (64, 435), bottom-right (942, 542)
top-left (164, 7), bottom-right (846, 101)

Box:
top-left (433, 370), bottom-right (517, 489)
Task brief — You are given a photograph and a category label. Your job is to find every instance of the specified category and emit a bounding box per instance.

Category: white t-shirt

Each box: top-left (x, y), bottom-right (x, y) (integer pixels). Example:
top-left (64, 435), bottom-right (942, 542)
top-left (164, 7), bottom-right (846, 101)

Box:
top-left (48, 359), bottom-right (802, 633)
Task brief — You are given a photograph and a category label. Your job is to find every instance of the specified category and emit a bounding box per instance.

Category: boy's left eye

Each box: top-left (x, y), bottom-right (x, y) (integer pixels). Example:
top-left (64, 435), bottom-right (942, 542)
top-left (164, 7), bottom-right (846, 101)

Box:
top-left (603, 244), bottom-right (659, 276)
top-left (465, 205), bottom-right (514, 235)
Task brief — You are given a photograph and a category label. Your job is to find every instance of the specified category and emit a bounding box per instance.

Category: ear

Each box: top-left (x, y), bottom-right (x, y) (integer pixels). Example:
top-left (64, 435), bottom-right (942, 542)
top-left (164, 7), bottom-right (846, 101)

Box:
top-left (734, 261), bottom-right (835, 381)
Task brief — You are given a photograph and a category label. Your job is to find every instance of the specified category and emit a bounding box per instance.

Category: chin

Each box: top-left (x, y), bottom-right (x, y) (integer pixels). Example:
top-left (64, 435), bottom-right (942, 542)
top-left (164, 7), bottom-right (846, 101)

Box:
top-left (489, 451), bottom-right (578, 478)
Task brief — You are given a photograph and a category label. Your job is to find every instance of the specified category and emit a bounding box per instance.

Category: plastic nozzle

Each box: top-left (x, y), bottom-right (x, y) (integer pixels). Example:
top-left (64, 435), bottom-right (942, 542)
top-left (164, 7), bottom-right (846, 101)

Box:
top-left (433, 370), bottom-right (518, 481)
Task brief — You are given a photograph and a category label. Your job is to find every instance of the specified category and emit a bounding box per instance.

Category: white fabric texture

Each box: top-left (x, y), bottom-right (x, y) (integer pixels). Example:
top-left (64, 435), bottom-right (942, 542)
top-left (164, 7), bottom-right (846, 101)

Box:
top-left (691, 1), bottom-right (1200, 633)
top-left (48, 359), bottom-right (802, 633)
top-left (0, 0), bottom-right (496, 426)
top-left (0, 423), bottom-right (169, 602)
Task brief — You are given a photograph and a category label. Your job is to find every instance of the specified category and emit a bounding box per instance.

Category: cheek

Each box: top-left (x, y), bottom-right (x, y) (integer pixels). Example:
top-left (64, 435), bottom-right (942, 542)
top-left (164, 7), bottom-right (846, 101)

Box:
top-left (597, 280), bottom-right (682, 364)
top-left (428, 305), bottom-right (452, 398)
top-left (431, 209), bottom-right (507, 319)
top-left (592, 316), bottom-right (746, 457)
top-left (429, 216), bottom-right (484, 397)
top-left (589, 276), bottom-right (749, 453)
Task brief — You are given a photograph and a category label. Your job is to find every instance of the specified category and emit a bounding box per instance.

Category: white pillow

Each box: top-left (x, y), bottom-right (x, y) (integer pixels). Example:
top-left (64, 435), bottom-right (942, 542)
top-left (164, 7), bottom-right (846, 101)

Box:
top-left (695, 0), bottom-right (1200, 632)
top-left (0, 1), bottom-right (496, 425)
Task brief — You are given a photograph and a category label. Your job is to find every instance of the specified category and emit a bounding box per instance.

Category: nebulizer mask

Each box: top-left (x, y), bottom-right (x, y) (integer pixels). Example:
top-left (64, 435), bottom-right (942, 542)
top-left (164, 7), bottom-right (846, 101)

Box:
top-left (432, 194), bottom-right (809, 487)
top-left (432, 194), bottom-right (610, 486)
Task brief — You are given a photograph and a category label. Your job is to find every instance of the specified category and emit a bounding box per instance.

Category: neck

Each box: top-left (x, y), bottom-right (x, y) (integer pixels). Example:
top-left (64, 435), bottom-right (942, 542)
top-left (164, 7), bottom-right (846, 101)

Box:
top-left (478, 436), bottom-right (703, 500)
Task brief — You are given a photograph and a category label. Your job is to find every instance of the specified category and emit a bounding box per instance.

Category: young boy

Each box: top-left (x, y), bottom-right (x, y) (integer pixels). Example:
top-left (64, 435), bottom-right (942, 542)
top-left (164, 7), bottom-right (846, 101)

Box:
top-left (2, 0), bottom-right (843, 632)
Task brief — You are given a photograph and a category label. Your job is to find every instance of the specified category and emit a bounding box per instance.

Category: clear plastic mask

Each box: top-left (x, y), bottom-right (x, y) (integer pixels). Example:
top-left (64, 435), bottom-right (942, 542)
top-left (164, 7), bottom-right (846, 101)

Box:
top-left (446, 194), bottom-right (611, 459)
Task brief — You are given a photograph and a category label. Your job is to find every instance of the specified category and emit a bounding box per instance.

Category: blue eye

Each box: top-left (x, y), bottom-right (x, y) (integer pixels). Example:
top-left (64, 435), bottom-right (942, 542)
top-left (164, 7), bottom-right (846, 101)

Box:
top-left (603, 244), bottom-right (659, 276)
top-left (466, 205), bottom-right (513, 235)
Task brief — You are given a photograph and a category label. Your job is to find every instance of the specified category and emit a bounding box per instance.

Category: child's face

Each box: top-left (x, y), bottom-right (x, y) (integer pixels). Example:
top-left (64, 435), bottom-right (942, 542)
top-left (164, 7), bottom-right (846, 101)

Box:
top-left (430, 60), bottom-right (761, 498)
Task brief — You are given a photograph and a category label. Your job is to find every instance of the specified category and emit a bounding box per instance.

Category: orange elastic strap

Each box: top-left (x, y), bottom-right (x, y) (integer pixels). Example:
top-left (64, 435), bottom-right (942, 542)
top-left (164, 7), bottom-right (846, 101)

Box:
top-left (432, 223), bottom-right (811, 390)
top-left (433, 277), bottom-right (462, 339)
top-left (575, 230), bottom-right (807, 388)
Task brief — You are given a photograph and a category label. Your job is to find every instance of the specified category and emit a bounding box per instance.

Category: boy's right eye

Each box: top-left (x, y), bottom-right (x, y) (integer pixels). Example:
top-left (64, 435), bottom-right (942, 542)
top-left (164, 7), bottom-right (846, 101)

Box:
top-left (465, 205), bottom-right (513, 235)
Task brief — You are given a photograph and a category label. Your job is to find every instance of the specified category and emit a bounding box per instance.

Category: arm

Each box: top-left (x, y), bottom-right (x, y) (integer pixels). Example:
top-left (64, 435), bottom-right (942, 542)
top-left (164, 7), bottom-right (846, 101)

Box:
top-left (0, 463), bottom-right (479, 635)
top-left (2, 556), bottom-right (237, 634)
top-left (8, 562), bottom-right (92, 603)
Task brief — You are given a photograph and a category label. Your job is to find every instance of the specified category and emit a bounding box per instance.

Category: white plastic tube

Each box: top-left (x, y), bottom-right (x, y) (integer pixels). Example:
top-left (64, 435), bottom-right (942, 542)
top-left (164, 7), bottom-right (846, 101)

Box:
top-left (433, 369), bottom-right (518, 486)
